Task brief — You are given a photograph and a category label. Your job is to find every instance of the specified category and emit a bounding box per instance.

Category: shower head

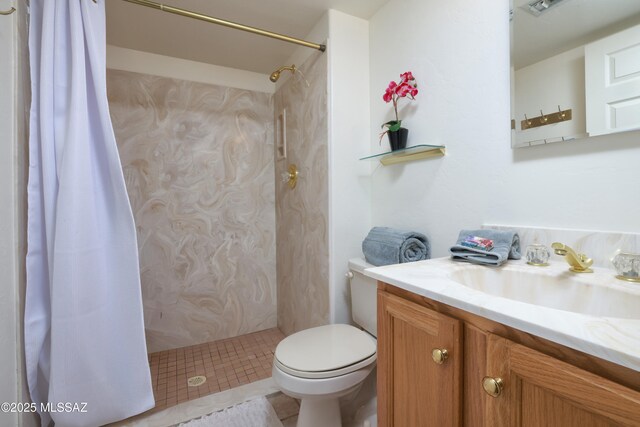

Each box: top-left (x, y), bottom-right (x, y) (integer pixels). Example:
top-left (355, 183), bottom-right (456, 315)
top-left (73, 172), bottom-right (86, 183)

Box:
top-left (269, 65), bottom-right (296, 83)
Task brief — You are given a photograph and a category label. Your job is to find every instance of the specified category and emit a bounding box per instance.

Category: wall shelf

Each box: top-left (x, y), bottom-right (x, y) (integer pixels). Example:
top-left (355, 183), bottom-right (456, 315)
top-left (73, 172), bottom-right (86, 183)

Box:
top-left (360, 144), bottom-right (446, 165)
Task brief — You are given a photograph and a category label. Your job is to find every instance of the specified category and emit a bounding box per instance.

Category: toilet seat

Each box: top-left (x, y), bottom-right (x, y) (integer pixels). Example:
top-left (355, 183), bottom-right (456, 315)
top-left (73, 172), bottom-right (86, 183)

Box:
top-left (275, 352), bottom-right (377, 379)
top-left (274, 324), bottom-right (377, 380)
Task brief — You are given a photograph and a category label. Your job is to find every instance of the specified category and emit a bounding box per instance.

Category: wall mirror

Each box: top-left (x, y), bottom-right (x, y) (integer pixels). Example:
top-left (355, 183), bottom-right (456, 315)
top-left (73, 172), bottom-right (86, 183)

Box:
top-left (511, 0), bottom-right (640, 148)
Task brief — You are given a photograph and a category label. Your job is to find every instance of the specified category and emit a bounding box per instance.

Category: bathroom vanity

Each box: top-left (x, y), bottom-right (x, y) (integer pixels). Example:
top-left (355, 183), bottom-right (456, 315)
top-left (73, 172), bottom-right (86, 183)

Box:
top-left (367, 258), bottom-right (640, 427)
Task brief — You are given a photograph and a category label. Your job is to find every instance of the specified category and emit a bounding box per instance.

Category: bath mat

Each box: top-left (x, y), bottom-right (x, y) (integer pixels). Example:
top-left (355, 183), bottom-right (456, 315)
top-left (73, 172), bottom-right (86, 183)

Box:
top-left (178, 396), bottom-right (284, 427)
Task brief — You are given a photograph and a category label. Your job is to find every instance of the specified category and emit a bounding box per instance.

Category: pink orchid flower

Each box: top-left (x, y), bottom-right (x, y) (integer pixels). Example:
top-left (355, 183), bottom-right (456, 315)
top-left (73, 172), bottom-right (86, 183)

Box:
top-left (400, 71), bottom-right (414, 81)
top-left (381, 71), bottom-right (420, 135)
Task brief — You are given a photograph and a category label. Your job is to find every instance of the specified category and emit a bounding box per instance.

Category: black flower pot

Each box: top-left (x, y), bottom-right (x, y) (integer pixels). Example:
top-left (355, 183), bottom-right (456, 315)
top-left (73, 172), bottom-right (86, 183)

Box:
top-left (387, 127), bottom-right (408, 151)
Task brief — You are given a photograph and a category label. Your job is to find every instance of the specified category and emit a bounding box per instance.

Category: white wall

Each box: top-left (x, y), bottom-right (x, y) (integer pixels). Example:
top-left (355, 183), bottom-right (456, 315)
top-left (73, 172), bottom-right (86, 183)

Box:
top-left (326, 10), bottom-right (371, 324)
top-left (369, 0), bottom-right (640, 259)
top-left (107, 45), bottom-right (274, 94)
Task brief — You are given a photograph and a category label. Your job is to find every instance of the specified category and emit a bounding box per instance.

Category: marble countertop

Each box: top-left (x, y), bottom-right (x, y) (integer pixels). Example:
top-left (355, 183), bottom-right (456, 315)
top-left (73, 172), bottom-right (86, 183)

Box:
top-left (365, 257), bottom-right (640, 372)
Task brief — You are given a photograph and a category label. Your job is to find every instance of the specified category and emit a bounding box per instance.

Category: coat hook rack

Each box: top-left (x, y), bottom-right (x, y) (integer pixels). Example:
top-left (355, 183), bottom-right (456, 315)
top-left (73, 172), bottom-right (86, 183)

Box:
top-left (539, 109), bottom-right (548, 124)
top-left (0, 6), bottom-right (16, 15)
top-left (521, 106), bottom-right (572, 130)
top-left (557, 105), bottom-right (566, 120)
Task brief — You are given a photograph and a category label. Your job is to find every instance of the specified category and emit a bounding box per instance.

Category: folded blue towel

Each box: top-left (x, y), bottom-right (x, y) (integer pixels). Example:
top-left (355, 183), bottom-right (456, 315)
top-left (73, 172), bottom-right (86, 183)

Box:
top-left (449, 229), bottom-right (521, 266)
top-left (362, 227), bottom-right (430, 267)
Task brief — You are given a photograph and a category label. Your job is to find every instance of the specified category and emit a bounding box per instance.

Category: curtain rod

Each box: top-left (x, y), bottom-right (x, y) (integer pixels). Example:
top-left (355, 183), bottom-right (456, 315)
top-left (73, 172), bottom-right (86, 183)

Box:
top-left (121, 0), bottom-right (326, 52)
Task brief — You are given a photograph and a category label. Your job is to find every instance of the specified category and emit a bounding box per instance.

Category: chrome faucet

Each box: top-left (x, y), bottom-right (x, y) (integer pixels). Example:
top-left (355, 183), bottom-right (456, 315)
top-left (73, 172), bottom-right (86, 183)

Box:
top-left (551, 242), bottom-right (593, 273)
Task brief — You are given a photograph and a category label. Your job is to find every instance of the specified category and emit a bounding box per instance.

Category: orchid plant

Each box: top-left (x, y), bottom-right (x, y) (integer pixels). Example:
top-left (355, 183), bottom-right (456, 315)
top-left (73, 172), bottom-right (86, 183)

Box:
top-left (381, 71), bottom-right (419, 137)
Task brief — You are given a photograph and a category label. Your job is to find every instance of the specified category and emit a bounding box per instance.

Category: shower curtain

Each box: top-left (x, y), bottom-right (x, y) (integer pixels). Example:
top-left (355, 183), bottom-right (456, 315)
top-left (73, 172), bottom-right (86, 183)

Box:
top-left (25, 1), bottom-right (154, 425)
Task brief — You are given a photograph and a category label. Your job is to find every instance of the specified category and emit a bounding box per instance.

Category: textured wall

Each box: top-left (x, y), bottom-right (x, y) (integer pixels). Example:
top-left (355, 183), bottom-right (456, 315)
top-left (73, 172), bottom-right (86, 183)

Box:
top-left (274, 52), bottom-right (330, 335)
top-left (107, 70), bottom-right (276, 352)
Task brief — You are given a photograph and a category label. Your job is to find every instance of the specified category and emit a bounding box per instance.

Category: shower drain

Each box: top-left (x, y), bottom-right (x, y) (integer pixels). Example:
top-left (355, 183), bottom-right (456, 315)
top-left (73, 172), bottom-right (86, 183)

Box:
top-left (187, 375), bottom-right (207, 387)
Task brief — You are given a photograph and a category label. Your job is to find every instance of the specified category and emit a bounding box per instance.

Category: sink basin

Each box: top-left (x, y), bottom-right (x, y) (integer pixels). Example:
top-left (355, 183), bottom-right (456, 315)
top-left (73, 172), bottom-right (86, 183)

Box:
top-left (365, 257), bottom-right (640, 371)
top-left (448, 265), bottom-right (640, 319)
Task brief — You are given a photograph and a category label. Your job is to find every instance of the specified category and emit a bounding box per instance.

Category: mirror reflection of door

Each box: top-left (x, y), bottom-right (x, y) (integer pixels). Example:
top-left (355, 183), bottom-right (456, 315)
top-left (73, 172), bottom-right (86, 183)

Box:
top-left (511, 0), bottom-right (640, 148)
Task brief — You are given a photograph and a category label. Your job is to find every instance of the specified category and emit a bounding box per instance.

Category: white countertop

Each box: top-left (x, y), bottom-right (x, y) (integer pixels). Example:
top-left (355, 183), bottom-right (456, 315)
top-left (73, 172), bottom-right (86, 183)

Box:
top-left (365, 257), bottom-right (640, 372)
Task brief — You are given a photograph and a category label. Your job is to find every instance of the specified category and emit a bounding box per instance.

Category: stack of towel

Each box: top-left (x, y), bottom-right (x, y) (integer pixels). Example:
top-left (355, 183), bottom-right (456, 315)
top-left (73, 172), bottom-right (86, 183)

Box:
top-left (362, 227), bottom-right (431, 266)
top-left (449, 229), bottom-right (521, 266)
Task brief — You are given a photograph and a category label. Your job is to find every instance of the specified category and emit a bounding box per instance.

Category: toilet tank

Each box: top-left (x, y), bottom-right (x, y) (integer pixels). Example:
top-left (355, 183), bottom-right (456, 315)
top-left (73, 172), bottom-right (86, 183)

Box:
top-left (348, 258), bottom-right (377, 337)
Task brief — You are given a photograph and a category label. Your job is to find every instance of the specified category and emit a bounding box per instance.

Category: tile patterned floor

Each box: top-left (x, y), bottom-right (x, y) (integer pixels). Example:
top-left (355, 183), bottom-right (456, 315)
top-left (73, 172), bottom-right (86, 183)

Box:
top-left (147, 328), bottom-right (284, 414)
top-left (266, 392), bottom-right (300, 426)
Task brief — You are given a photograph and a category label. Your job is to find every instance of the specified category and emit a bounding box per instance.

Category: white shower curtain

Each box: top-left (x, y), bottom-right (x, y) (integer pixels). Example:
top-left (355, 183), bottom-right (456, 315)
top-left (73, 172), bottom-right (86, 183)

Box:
top-left (25, 1), bottom-right (154, 425)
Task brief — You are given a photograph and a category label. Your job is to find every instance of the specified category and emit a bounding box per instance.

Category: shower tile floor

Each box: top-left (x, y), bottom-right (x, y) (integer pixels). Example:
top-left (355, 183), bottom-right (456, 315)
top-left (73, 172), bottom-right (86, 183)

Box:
top-left (148, 327), bottom-right (284, 413)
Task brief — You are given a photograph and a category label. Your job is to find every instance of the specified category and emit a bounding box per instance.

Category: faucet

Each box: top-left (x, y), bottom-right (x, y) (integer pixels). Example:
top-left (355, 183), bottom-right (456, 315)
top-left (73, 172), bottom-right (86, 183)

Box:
top-left (551, 242), bottom-right (593, 273)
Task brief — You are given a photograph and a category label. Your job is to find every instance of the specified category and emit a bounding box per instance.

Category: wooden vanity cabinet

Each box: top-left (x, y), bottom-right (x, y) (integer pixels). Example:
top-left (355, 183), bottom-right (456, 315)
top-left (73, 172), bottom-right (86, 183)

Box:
top-left (377, 290), bottom-right (462, 426)
top-left (486, 334), bottom-right (640, 427)
top-left (377, 284), bottom-right (640, 427)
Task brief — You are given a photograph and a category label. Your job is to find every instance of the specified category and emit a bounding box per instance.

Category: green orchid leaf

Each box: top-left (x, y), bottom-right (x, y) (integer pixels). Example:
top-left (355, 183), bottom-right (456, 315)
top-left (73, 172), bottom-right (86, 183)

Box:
top-left (381, 120), bottom-right (402, 131)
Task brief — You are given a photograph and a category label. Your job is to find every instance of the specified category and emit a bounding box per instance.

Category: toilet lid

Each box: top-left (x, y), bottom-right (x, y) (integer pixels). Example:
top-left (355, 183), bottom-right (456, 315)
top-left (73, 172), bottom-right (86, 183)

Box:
top-left (275, 324), bottom-right (376, 373)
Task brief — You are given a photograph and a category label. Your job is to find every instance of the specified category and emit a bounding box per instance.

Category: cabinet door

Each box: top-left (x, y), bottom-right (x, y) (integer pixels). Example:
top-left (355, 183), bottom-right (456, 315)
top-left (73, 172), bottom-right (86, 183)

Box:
top-left (378, 291), bottom-right (462, 427)
top-left (485, 335), bottom-right (640, 427)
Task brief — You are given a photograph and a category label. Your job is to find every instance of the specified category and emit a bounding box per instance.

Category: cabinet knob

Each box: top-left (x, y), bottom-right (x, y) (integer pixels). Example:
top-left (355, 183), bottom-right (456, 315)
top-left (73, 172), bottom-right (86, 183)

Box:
top-left (345, 271), bottom-right (354, 279)
top-left (431, 348), bottom-right (449, 364)
top-left (482, 376), bottom-right (504, 398)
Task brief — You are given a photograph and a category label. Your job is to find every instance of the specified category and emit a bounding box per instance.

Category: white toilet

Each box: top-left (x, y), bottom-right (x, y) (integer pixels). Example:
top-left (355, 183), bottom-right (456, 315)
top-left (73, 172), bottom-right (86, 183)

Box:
top-left (272, 258), bottom-right (377, 427)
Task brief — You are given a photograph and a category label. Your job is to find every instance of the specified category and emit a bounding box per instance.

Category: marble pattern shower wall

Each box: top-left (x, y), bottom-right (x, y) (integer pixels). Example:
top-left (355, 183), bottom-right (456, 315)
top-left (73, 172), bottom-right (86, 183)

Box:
top-left (274, 52), bottom-right (330, 335)
top-left (107, 70), bottom-right (276, 352)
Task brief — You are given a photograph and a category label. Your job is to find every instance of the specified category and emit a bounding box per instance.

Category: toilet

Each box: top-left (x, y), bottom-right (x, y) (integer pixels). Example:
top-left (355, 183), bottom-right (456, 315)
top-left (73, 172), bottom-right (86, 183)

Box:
top-left (272, 258), bottom-right (377, 427)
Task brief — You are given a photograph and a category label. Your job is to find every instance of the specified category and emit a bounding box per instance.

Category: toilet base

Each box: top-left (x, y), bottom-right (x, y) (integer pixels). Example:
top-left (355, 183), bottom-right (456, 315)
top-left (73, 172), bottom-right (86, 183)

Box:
top-left (297, 397), bottom-right (341, 427)
top-left (272, 354), bottom-right (376, 427)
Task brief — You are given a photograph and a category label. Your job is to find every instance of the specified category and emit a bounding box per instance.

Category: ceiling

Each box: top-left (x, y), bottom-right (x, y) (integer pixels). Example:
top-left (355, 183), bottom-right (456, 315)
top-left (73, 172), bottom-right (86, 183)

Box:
top-left (512, 0), bottom-right (640, 69)
top-left (106, 0), bottom-right (388, 75)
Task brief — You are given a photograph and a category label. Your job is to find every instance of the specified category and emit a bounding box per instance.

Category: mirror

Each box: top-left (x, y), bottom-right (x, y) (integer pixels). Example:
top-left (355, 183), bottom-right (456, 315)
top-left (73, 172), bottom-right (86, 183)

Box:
top-left (511, 0), bottom-right (640, 148)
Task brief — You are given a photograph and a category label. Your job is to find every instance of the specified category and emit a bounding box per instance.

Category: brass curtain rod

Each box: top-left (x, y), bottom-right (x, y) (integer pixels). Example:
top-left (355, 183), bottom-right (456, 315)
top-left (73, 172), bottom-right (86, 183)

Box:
top-left (121, 0), bottom-right (326, 52)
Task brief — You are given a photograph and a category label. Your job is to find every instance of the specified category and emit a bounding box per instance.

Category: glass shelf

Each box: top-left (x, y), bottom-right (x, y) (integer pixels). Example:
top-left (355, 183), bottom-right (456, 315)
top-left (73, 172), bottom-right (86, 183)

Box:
top-left (360, 144), bottom-right (446, 165)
